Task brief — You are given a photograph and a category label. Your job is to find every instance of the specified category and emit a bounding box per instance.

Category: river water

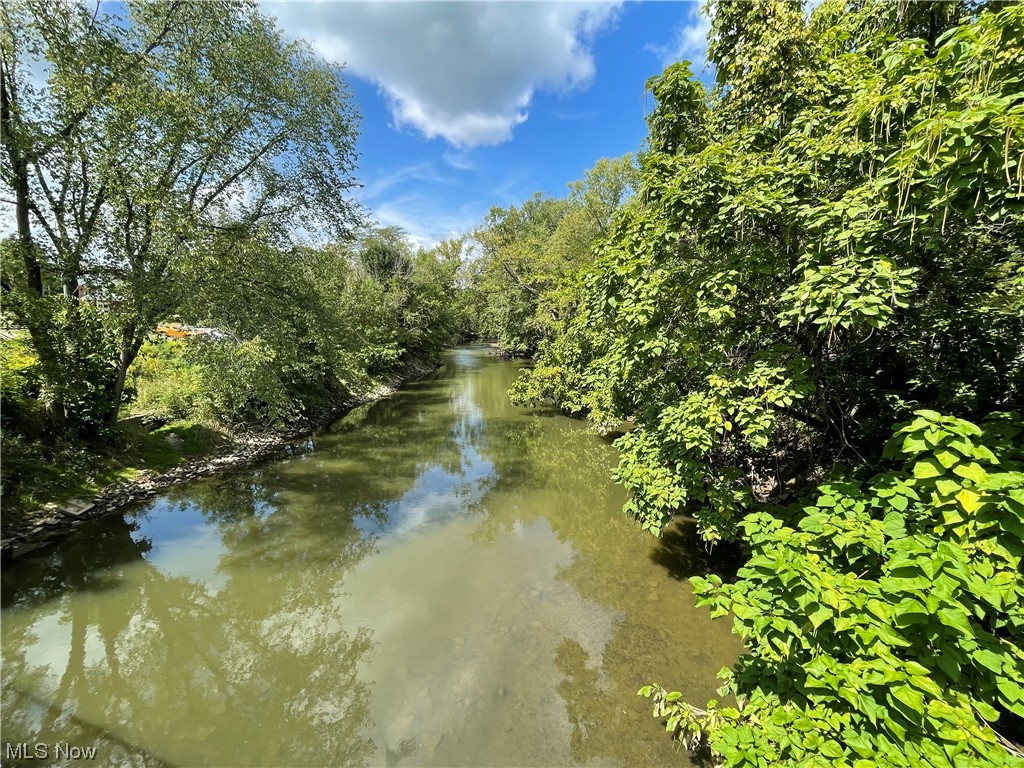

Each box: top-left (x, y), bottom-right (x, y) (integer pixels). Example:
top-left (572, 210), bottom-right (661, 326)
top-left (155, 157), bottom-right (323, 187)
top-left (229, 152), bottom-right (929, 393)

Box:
top-left (1, 345), bottom-right (742, 767)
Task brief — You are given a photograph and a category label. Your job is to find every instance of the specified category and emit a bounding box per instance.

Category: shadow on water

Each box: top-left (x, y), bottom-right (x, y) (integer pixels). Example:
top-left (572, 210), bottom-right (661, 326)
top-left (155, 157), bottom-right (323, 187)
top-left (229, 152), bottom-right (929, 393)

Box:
top-left (650, 519), bottom-right (748, 583)
top-left (521, 406), bottom-right (564, 419)
top-left (1, 516), bottom-right (153, 607)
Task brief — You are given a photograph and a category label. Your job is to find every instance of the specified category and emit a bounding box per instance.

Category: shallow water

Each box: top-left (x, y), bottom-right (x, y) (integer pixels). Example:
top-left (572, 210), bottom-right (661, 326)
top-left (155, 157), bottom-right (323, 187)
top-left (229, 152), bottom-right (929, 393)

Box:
top-left (1, 345), bottom-right (742, 767)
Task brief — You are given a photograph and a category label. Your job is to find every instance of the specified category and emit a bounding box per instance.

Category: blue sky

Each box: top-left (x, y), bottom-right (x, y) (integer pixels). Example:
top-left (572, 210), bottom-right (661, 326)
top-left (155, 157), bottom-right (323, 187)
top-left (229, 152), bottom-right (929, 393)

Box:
top-left (263, 2), bottom-right (713, 249)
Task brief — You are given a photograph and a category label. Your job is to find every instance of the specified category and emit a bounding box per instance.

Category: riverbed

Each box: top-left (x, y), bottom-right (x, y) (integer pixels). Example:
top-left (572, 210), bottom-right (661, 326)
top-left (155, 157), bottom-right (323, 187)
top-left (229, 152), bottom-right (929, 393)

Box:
top-left (1, 345), bottom-right (741, 767)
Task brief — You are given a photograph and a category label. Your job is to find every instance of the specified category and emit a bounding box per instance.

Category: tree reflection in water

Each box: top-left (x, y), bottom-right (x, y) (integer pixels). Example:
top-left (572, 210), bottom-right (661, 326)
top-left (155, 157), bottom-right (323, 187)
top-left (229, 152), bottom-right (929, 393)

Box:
top-left (2, 503), bottom-right (377, 766)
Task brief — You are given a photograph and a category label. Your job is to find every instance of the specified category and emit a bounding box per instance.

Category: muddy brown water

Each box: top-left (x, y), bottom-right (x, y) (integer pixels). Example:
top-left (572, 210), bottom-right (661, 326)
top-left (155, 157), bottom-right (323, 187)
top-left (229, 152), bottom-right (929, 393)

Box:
top-left (1, 345), bottom-right (742, 767)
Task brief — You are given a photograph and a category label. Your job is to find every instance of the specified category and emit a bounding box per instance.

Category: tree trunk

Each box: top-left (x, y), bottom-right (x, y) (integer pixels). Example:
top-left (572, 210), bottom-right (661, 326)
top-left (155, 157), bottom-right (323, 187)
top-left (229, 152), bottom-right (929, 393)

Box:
top-left (106, 326), bottom-right (145, 426)
top-left (1, 60), bottom-right (43, 296)
top-left (2, 56), bottom-right (71, 434)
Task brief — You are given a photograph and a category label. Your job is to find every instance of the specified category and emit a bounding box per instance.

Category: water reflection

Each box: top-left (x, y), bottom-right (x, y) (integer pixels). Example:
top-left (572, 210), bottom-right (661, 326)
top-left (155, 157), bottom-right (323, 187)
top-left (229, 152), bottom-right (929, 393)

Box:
top-left (2, 509), bottom-right (377, 766)
top-left (2, 345), bottom-right (741, 766)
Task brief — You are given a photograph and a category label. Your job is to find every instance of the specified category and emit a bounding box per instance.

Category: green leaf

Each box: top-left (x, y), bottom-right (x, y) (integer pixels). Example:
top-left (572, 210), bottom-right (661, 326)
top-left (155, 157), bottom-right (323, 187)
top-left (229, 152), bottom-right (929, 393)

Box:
top-left (996, 678), bottom-right (1024, 709)
top-left (913, 459), bottom-right (944, 479)
top-left (936, 654), bottom-right (961, 683)
top-left (845, 731), bottom-right (874, 758)
top-left (972, 648), bottom-right (1005, 674)
top-left (820, 740), bottom-right (844, 759)
top-left (956, 489), bottom-right (981, 513)
top-left (974, 700), bottom-right (999, 721)
top-left (937, 608), bottom-right (972, 634)
top-left (901, 436), bottom-right (928, 455)
top-left (891, 685), bottom-right (925, 717)
top-left (952, 462), bottom-right (988, 484)
top-left (883, 511), bottom-right (906, 535)
top-left (888, 493), bottom-right (909, 512)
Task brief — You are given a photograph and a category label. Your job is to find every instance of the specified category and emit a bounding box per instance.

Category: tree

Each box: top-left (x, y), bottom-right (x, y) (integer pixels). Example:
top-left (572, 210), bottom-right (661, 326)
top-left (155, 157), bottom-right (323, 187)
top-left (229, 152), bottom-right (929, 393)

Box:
top-left (355, 225), bottom-right (414, 283)
top-left (644, 412), bottom-right (1024, 767)
top-left (1, 0), bottom-right (361, 433)
top-left (512, 0), bottom-right (1024, 542)
top-left (471, 156), bottom-right (638, 356)
top-left (566, 154), bottom-right (639, 237)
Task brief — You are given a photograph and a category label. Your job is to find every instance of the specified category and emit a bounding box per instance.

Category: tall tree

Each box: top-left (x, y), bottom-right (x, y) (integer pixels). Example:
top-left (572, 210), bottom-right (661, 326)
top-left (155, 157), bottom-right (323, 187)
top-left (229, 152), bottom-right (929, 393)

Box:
top-left (513, 0), bottom-right (1024, 542)
top-left (0, 0), bottom-right (361, 432)
top-left (471, 155), bottom-right (638, 356)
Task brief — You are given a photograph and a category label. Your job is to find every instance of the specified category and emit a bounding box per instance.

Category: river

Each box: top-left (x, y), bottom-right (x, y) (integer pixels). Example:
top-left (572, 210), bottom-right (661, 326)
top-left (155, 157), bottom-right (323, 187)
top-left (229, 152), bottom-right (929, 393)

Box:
top-left (1, 345), bottom-right (742, 767)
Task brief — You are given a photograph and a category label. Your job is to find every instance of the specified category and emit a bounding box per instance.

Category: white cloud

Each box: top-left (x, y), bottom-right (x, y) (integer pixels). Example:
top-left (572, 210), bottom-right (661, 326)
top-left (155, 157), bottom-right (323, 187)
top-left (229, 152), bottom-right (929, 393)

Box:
top-left (442, 150), bottom-right (477, 172)
top-left (645, 5), bottom-right (711, 72)
top-left (355, 160), bottom-right (534, 251)
top-left (356, 162), bottom-right (479, 248)
top-left (263, 1), bottom-right (622, 147)
top-left (361, 162), bottom-right (456, 200)
top-left (371, 194), bottom-right (483, 251)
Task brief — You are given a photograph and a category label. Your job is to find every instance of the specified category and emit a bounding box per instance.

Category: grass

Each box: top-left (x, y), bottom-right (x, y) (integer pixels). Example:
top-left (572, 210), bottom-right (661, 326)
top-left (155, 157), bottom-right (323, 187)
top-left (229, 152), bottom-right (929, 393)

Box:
top-left (1, 419), bottom-right (230, 529)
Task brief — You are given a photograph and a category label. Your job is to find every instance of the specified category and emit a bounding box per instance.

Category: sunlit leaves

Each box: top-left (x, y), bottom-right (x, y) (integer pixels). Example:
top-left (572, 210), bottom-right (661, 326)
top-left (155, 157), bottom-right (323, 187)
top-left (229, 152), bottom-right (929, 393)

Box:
top-left (513, 0), bottom-right (1024, 545)
top-left (651, 412), bottom-right (1024, 767)
top-left (495, 1), bottom-right (1024, 765)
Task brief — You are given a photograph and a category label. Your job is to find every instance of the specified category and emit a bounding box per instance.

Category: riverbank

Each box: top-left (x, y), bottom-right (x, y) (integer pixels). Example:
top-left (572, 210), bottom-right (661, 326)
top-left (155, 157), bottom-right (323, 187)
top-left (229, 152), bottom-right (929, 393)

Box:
top-left (1, 358), bottom-right (439, 561)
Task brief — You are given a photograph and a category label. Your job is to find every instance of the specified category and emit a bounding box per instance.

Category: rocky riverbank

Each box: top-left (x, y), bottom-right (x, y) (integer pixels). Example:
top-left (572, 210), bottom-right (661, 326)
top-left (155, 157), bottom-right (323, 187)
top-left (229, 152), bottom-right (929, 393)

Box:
top-left (1, 360), bottom-right (439, 561)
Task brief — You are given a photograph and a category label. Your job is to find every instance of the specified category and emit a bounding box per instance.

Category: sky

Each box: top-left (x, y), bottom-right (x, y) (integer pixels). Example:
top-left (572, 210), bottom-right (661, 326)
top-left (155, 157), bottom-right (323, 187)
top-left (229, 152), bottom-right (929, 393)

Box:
top-left (261, 1), bottom-right (714, 249)
top-left (1, 2), bottom-right (714, 250)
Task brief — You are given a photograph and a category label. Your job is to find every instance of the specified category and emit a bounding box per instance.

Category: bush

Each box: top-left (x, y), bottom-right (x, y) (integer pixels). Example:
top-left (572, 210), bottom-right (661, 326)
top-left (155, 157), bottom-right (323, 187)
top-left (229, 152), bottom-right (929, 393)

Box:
top-left (0, 333), bottom-right (43, 430)
top-left (129, 339), bottom-right (205, 419)
top-left (129, 337), bottom-right (293, 427)
top-left (644, 411), bottom-right (1024, 767)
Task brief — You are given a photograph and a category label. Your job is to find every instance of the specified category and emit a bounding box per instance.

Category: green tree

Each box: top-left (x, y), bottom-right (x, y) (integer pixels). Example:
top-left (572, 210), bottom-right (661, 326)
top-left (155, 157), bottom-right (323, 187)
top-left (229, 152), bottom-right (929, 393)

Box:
top-left (566, 154), bottom-right (639, 238)
top-left (501, 0), bottom-right (1024, 765)
top-left (644, 412), bottom-right (1024, 767)
top-left (166, 237), bottom-right (400, 424)
top-left (473, 193), bottom-right (571, 355)
top-left (1, 0), bottom-right (360, 433)
top-left (355, 225), bottom-right (414, 284)
top-left (471, 155), bottom-right (638, 356)
top-left (513, 0), bottom-right (1024, 543)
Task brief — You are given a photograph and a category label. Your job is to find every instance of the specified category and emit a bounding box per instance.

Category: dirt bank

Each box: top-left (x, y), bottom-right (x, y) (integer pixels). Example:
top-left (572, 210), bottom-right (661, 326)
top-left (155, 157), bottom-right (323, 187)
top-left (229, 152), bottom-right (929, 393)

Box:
top-left (1, 360), bottom-right (439, 561)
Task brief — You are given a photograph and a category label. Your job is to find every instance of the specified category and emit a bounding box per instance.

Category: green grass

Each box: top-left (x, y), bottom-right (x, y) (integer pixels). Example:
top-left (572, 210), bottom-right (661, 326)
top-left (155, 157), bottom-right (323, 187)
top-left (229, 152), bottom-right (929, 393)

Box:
top-left (1, 420), bottom-right (230, 528)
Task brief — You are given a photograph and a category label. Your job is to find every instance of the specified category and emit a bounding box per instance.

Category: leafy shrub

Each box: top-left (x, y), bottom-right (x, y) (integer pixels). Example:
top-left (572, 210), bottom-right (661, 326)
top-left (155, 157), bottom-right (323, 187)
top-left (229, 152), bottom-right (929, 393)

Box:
top-left (0, 333), bottom-right (43, 426)
top-left (129, 339), bottom-right (205, 419)
top-left (511, 2), bottom-right (1024, 544)
top-left (643, 411), bottom-right (1024, 767)
top-left (130, 337), bottom-right (293, 427)
top-left (185, 336), bottom-right (294, 426)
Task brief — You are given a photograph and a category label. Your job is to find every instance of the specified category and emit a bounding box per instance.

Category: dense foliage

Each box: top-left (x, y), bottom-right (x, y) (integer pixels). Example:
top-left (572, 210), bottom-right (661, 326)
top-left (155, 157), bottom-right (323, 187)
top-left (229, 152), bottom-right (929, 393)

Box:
top-left (4, 0), bottom-right (1024, 762)
top-left (129, 230), bottom-right (472, 427)
top-left (493, 0), bottom-right (1024, 765)
top-left (645, 411), bottom-right (1024, 767)
top-left (0, 1), bottom-right (473, 434)
top-left (470, 156), bottom-right (637, 355)
top-left (1, 0), bottom-right (363, 434)
top-left (514, 0), bottom-right (1023, 542)
top-left (1, 1), bottom-right (473, 514)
